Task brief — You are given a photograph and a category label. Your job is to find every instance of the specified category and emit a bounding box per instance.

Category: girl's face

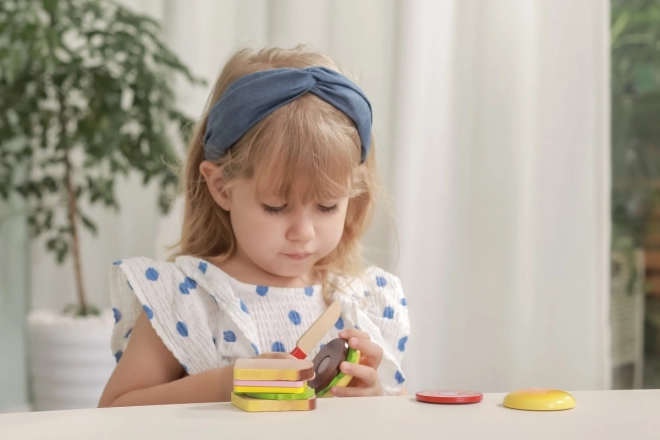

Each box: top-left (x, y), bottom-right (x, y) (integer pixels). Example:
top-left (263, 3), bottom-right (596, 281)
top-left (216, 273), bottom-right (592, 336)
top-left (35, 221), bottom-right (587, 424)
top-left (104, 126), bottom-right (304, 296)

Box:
top-left (213, 176), bottom-right (349, 286)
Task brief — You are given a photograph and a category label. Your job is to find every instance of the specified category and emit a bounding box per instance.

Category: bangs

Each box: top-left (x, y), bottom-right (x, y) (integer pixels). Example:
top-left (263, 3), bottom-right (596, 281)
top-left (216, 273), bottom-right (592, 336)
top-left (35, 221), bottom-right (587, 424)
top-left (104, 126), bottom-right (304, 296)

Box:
top-left (246, 94), bottom-right (362, 203)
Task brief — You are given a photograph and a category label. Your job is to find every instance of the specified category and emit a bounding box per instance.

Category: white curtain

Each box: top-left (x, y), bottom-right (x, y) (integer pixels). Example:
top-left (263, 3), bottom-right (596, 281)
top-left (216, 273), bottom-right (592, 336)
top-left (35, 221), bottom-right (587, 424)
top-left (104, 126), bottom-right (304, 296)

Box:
top-left (392, 0), bottom-right (611, 392)
top-left (29, 0), bottom-right (611, 394)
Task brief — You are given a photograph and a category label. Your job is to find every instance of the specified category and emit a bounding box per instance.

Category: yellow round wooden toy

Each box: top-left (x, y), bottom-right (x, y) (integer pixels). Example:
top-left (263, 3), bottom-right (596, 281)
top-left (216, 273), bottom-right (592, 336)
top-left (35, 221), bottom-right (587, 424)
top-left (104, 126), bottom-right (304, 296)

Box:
top-left (503, 388), bottom-right (576, 411)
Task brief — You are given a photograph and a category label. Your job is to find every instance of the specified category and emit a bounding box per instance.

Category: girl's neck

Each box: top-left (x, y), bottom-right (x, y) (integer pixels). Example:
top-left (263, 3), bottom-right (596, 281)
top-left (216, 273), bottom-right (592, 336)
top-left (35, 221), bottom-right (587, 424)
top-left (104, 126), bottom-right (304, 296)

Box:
top-left (207, 252), bottom-right (321, 288)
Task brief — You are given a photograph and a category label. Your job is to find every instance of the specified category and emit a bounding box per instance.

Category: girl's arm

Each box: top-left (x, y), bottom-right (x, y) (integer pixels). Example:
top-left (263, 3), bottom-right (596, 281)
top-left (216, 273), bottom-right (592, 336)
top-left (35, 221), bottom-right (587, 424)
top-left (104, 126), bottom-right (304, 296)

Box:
top-left (98, 310), bottom-right (233, 407)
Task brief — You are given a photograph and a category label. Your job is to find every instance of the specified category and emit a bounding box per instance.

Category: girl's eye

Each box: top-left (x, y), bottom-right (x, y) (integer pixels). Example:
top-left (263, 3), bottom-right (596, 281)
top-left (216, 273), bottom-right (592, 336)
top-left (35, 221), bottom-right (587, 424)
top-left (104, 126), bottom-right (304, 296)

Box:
top-left (318, 204), bottom-right (339, 213)
top-left (262, 204), bottom-right (287, 214)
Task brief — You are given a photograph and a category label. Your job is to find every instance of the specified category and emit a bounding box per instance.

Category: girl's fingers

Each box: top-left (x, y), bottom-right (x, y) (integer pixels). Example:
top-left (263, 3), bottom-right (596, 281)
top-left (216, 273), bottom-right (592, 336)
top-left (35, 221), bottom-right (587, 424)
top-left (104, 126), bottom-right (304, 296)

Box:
top-left (338, 329), bottom-right (383, 369)
top-left (346, 337), bottom-right (383, 369)
top-left (329, 362), bottom-right (382, 397)
top-left (338, 329), bottom-right (371, 342)
top-left (340, 361), bottom-right (378, 387)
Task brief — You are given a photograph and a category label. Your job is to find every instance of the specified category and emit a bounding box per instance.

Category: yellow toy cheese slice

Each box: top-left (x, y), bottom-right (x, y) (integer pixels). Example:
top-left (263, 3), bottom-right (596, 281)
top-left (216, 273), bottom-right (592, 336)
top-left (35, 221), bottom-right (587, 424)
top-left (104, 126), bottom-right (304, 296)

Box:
top-left (503, 388), bottom-right (576, 411)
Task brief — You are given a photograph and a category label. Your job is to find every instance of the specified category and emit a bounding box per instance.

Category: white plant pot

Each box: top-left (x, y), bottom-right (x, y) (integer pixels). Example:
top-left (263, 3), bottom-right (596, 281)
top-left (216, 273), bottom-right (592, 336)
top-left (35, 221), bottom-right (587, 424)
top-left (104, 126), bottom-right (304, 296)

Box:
top-left (27, 309), bottom-right (116, 411)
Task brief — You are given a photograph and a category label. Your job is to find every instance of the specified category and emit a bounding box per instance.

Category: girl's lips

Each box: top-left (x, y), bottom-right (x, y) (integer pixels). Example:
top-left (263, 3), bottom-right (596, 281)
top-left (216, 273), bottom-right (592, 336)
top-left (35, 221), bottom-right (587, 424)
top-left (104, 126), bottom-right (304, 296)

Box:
top-left (284, 253), bottom-right (311, 260)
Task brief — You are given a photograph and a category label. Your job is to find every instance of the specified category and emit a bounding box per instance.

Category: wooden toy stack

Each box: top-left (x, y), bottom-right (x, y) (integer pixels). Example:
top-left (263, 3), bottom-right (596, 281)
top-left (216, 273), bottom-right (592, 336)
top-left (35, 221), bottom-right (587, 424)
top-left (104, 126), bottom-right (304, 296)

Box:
top-left (231, 358), bottom-right (317, 412)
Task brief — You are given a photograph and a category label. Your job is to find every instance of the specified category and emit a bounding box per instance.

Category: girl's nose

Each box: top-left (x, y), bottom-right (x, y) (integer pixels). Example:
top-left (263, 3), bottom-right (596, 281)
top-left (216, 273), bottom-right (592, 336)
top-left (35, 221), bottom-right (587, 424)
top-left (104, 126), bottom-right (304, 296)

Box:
top-left (286, 212), bottom-right (315, 242)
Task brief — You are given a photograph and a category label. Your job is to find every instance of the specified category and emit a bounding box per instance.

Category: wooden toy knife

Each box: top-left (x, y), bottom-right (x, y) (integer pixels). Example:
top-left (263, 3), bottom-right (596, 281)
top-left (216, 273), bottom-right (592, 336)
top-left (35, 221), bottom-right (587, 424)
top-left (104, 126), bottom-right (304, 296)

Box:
top-left (290, 300), bottom-right (341, 359)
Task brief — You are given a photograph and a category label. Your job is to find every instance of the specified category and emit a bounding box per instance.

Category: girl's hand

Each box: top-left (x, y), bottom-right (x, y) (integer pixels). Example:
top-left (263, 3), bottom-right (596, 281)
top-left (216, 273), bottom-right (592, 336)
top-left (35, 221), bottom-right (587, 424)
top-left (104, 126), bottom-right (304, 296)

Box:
top-left (330, 329), bottom-right (384, 397)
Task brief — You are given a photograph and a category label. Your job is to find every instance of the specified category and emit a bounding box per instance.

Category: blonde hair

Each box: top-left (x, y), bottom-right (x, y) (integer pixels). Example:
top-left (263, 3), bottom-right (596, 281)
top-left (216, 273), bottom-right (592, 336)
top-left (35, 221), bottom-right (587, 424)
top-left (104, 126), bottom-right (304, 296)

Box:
top-left (175, 46), bottom-right (383, 302)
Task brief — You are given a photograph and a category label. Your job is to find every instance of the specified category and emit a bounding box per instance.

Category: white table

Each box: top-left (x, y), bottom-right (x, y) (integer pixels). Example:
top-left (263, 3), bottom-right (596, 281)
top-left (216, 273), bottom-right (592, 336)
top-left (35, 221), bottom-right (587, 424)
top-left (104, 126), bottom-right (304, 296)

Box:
top-left (1, 391), bottom-right (658, 439)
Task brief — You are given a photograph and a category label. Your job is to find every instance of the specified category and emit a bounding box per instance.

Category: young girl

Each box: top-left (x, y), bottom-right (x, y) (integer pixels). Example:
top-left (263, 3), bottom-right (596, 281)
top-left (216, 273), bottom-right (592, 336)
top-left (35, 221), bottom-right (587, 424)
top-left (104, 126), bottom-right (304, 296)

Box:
top-left (98, 46), bottom-right (410, 407)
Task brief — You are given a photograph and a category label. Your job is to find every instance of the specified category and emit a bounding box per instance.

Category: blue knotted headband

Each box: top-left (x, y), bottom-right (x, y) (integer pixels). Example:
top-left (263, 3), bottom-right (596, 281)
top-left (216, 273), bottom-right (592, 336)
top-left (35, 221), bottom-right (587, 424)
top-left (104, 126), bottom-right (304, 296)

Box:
top-left (203, 66), bottom-right (373, 163)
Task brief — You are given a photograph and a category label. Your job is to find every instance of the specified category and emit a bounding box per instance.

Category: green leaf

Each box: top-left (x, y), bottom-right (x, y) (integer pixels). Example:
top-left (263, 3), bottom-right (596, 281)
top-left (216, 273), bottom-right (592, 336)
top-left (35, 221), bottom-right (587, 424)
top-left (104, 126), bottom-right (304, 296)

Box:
top-left (80, 213), bottom-right (97, 235)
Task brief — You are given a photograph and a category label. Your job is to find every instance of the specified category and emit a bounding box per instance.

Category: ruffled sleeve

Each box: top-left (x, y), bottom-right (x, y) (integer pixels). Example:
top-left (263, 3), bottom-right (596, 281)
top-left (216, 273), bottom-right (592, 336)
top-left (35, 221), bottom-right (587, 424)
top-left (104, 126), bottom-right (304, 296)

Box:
top-left (332, 266), bottom-right (410, 395)
top-left (108, 257), bottom-right (218, 375)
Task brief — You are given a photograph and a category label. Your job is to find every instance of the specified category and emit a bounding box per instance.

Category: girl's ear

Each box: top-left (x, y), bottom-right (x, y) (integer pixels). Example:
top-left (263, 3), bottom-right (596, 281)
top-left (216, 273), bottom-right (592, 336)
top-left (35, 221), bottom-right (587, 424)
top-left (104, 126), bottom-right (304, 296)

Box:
top-left (199, 161), bottom-right (232, 211)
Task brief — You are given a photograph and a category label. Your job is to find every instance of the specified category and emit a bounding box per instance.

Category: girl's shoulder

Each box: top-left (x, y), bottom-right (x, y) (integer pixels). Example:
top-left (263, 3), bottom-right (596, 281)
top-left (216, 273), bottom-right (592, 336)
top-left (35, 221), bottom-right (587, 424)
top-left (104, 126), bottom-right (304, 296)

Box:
top-left (336, 265), bottom-right (409, 328)
top-left (111, 256), bottom-right (181, 278)
top-left (356, 266), bottom-right (407, 306)
top-left (360, 266), bottom-right (403, 289)
top-left (110, 255), bottom-right (227, 289)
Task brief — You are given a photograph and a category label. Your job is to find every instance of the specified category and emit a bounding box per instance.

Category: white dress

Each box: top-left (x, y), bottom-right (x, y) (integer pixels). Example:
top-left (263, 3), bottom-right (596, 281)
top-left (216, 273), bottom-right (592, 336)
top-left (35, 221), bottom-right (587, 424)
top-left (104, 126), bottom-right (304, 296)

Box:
top-left (109, 255), bottom-right (411, 395)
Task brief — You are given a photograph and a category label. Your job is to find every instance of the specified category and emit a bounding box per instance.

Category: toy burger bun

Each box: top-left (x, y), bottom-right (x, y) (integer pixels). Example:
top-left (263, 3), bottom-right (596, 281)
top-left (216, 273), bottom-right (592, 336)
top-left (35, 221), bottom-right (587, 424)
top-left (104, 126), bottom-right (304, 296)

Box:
top-left (309, 338), bottom-right (360, 397)
top-left (233, 358), bottom-right (314, 381)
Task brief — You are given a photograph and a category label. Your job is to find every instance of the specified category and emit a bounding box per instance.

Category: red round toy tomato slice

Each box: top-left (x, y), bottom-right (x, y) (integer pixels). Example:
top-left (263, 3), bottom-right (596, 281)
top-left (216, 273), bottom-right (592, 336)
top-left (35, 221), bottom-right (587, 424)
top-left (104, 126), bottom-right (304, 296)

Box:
top-left (416, 390), bottom-right (483, 404)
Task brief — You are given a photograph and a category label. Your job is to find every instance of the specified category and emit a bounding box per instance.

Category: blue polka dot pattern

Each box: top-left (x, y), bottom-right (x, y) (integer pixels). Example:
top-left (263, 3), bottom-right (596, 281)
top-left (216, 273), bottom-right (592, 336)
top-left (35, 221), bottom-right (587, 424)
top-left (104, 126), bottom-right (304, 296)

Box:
top-left (320, 343), bottom-right (326, 350)
top-left (383, 306), bottom-right (394, 319)
top-left (212, 336), bottom-right (217, 345)
top-left (400, 298), bottom-right (407, 306)
top-left (252, 343), bottom-right (260, 355)
top-left (335, 317), bottom-right (345, 330)
top-left (124, 328), bottom-right (132, 338)
top-left (112, 308), bottom-right (121, 324)
top-left (304, 287), bottom-right (314, 296)
top-left (176, 321), bottom-right (189, 337)
top-left (224, 331), bottom-right (237, 342)
top-left (395, 371), bottom-right (405, 384)
top-left (127, 280), bottom-right (133, 291)
top-left (198, 261), bottom-right (208, 273)
top-left (376, 276), bottom-right (387, 287)
top-left (179, 277), bottom-right (197, 294)
top-left (113, 260), bottom-right (122, 265)
top-left (145, 268), bottom-right (159, 281)
top-left (114, 351), bottom-right (123, 362)
top-left (288, 310), bottom-right (302, 325)
top-left (272, 341), bottom-right (286, 352)
top-left (256, 286), bottom-right (269, 296)
top-left (181, 364), bottom-right (189, 374)
top-left (240, 300), bottom-right (249, 314)
top-left (143, 305), bottom-right (154, 320)
top-left (354, 325), bottom-right (360, 330)
top-left (398, 336), bottom-right (408, 352)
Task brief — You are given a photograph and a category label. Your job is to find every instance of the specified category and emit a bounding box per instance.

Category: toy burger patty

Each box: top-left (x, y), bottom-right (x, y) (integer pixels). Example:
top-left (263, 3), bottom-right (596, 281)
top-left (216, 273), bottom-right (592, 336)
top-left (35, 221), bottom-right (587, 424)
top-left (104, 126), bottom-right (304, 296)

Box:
top-left (309, 338), bottom-right (361, 397)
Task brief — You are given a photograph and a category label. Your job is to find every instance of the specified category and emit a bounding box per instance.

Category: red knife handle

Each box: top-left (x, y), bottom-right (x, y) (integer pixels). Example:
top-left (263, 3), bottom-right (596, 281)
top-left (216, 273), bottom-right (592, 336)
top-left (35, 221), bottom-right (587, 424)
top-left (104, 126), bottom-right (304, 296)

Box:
top-left (290, 346), bottom-right (307, 359)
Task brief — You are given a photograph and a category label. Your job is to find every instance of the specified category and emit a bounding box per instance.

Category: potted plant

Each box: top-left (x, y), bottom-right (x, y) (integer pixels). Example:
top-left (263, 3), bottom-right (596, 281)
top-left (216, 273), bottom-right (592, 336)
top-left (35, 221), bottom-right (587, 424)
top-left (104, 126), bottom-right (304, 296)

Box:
top-left (0, 0), bottom-right (203, 410)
